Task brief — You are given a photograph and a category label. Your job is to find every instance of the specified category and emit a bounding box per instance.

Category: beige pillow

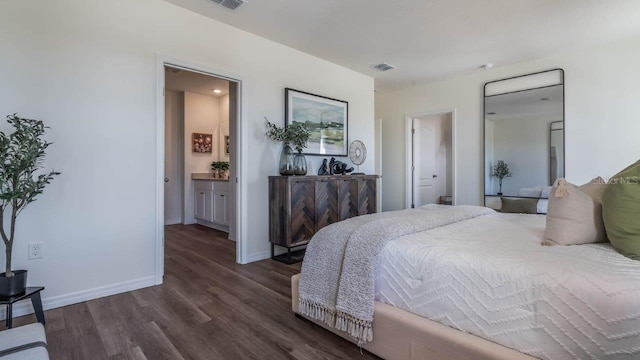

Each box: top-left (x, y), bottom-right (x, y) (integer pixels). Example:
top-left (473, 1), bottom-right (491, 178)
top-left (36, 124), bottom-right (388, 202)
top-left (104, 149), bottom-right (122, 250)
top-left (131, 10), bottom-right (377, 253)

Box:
top-left (543, 178), bottom-right (607, 246)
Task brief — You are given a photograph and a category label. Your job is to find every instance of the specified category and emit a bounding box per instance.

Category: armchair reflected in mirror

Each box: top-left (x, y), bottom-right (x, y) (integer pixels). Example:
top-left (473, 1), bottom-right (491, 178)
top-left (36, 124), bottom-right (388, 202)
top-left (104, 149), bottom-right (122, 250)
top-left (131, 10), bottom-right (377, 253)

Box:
top-left (484, 69), bottom-right (564, 213)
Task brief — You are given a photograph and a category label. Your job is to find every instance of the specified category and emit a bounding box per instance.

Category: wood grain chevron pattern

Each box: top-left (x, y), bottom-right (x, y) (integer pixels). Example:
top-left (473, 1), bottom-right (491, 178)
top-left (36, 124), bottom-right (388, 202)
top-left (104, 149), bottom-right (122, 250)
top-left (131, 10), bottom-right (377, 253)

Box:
top-left (338, 180), bottom-right (359, 221)
top-left (290, 180), bottom-right (316, 244)
top-left (269, 175), bottom-right (378, 248)
top-left (315, 180), bottom-right (339, 231)
top-left (358, 179), bottom-right (377, 215)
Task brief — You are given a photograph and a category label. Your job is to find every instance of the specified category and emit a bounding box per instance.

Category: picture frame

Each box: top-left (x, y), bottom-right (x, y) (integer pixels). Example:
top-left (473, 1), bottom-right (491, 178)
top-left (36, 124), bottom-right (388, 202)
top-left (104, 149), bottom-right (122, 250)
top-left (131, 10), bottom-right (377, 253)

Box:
top-left (192, 133), bottom-right (213, 153)
top-left (285, 88), bottom-right (348, 156)
top-left (225, 135), bottom-right (230, 155)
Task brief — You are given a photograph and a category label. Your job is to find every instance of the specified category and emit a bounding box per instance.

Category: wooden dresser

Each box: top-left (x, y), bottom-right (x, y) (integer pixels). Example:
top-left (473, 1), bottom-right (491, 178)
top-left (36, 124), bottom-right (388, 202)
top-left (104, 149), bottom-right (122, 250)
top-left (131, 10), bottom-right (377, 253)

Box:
top-left (269, 175), bottom-right (379, 263)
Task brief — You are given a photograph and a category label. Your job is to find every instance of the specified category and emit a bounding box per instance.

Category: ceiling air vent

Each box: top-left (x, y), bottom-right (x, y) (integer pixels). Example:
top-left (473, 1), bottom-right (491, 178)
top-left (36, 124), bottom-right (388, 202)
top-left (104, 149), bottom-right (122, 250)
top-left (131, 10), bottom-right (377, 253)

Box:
top-left (370, 63), bottom-right (396, 72)
top-left (210, 0), bottom-right (247, 11)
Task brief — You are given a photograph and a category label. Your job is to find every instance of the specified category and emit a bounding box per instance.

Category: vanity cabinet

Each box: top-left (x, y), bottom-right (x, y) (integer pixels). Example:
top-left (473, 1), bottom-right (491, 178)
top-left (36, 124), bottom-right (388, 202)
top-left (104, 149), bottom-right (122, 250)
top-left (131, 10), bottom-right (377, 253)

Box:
top-left (212, 189), bottom-right (229, 225)
top-left (194, 186), bottom-right (214, 222)
top-left (194, 180), bottom-right (230, 229)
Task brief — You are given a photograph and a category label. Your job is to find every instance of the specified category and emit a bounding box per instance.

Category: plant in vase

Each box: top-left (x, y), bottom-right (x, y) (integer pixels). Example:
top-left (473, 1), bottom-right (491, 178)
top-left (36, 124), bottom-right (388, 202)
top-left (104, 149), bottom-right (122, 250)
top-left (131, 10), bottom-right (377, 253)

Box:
top-left (211, 161), bottom-right (220, 178)
top-left (0, 114), bottom-right (60, 296)
top-left (491, 160), bottom-right (512, 196)
top-left (211, 161), bottom-right (231, 179)
top-left (265, 118), bottom-right (310, 176)
top-left (218, 161), bottom-right (230, 179)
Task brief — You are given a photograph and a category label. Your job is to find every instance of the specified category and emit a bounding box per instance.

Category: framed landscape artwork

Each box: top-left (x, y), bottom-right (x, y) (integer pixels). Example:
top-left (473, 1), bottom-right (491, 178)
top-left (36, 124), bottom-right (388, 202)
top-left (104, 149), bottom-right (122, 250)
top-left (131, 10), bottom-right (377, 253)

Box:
top-left (192, 133), bottom-right (213, 153)
top-left (285, 88), bottom-right (348, 156)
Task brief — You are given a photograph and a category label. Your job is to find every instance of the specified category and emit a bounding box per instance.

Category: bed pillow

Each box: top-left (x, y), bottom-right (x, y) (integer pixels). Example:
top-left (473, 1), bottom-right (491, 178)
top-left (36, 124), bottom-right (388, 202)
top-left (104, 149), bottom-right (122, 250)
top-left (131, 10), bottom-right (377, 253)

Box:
top-left (543, 178), bottom-right (607, 246)
top-left (602, 160), bottom-right (640, 260)
top-left (579, 177), bottom-right (608, 203)
top-left (500, 197), bottom-right (537, 214)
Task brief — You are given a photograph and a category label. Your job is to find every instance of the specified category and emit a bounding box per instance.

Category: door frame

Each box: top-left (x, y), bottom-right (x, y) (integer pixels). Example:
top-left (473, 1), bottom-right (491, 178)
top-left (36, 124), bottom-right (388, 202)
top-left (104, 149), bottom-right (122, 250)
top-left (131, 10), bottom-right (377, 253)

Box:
top-left (405, 108), bottom-right (457, 209)
top-left (155, 54), bottom-right (249, 285)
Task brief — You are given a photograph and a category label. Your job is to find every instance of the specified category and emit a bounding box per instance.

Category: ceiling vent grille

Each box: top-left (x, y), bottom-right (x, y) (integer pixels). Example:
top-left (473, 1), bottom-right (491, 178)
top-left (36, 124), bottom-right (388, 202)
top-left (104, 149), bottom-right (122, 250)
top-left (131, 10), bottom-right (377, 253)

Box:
top-left (370, 63), bottom-right (396, 72)
top-left (210, 0), bottom-right (246, 11)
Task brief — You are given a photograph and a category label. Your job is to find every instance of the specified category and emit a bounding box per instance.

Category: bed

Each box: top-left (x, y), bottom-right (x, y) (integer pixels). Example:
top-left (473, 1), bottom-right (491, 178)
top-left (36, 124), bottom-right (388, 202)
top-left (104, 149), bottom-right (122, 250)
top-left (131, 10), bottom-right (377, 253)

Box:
top-left (293, 205), bottom-right (640, 360)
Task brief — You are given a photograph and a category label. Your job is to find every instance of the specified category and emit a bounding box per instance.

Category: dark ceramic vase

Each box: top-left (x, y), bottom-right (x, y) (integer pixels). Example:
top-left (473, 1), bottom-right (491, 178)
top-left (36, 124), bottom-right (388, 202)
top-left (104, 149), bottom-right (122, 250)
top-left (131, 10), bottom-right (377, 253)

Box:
top-left (0, 270), bottom-right (28, 297)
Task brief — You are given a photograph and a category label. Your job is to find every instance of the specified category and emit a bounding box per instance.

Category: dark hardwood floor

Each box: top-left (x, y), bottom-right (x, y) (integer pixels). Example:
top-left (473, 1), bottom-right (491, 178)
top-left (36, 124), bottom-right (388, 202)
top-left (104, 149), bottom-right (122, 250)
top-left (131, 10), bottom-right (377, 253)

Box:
top-left (6, 225), bottom-right (379, 359)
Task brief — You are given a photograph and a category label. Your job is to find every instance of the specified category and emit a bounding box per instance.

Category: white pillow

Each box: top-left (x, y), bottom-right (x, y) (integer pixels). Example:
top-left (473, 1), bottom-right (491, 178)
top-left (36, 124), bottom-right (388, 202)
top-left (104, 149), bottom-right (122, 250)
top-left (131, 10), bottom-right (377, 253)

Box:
top-left (536, 199), bottom-right (548, 214)
top-left (518, 186), bottom-right (542, 198)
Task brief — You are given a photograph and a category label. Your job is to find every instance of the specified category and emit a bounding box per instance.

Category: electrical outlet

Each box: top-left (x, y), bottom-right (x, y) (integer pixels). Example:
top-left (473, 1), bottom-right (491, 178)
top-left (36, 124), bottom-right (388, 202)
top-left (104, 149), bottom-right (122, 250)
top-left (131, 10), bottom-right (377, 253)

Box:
top-left (28, 242), bottom-right (43, 260)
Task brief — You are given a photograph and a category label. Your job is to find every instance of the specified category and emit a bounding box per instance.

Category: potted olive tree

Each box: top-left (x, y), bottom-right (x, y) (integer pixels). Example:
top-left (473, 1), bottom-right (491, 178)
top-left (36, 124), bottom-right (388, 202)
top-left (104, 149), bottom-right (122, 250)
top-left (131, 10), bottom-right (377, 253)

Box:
top-left (0, 114), bottom-right (60, 297)
top-left (491, 160), bottom-right (512, 196)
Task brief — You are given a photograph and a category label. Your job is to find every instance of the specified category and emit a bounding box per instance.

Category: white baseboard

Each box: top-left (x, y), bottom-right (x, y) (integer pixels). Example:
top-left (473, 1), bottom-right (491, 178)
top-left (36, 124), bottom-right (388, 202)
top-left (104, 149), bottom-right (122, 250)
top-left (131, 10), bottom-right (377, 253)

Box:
top-left (164, 218), bottom-right (182, 225)
top-left (247, 250), bottom-right (271, 263)
top-left (0, 276), bottom-right (156, 321)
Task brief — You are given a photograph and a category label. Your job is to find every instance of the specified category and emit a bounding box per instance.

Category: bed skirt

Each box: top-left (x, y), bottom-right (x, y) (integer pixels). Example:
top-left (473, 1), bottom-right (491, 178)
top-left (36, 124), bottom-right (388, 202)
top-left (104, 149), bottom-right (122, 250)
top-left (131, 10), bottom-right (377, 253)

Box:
top-left (291, 274), bottom-right (536, 360)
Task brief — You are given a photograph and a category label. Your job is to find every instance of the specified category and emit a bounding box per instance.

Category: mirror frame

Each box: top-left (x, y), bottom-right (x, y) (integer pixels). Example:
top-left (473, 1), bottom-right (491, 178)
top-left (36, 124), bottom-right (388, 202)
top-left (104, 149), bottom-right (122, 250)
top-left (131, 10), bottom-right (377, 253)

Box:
top-left (483, 68), bottom-right (565, 205)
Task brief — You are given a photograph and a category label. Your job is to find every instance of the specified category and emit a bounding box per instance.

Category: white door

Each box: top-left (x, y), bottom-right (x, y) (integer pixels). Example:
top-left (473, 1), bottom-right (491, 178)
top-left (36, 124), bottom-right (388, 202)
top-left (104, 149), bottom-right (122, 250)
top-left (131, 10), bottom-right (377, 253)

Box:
top-left (413, 118), bottom-right (437, 207)
top-left (164, 91), bottom-right (183, 225)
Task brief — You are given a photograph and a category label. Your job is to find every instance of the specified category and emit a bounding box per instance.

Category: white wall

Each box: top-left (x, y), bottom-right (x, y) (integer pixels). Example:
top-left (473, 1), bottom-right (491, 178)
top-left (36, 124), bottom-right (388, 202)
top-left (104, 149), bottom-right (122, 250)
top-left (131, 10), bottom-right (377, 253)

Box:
top-left (488, 115), bottom-right (558, 195)
top-left (376, 33), bottom-right (640, 211)
top-left (0, 0), bottom-right (374, 313)
top-left (184, 91), bottom-right (220, 174)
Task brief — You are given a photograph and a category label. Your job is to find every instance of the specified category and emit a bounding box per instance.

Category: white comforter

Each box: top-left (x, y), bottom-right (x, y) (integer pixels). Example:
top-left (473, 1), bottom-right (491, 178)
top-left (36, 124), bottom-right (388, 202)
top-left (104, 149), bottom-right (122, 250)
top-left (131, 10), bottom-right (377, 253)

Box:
top-left (375, 212), bottom-right (640, 360)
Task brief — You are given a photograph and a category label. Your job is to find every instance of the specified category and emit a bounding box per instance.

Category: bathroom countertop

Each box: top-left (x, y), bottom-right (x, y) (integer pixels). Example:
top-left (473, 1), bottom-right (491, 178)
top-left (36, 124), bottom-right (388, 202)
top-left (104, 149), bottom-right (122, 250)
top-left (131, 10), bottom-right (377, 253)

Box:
top-left (191, 173), bottom-right (229, 181)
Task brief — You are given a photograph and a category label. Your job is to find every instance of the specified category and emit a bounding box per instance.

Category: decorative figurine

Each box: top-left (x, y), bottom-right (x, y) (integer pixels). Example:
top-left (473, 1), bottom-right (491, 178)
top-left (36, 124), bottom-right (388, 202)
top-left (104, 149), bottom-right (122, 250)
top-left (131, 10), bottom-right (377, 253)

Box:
top-left (329, 157), bottom-right (336, 175)
top-left (317, 159), bottom-right (329, 175)
top-left (330, 159), bottom-right (355, 175)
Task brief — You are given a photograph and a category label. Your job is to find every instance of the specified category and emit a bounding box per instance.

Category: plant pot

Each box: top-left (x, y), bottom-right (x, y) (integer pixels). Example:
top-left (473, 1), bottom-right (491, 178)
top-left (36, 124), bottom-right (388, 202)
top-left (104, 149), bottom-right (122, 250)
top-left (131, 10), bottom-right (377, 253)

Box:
top-left (0, 270), bottom-right (28, 297)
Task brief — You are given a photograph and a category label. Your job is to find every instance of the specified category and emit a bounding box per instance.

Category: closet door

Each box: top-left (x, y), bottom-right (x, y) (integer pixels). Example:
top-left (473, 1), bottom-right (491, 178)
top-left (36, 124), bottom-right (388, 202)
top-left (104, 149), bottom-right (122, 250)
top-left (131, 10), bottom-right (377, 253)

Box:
top-left (289, 179), bottom-right (316, 245)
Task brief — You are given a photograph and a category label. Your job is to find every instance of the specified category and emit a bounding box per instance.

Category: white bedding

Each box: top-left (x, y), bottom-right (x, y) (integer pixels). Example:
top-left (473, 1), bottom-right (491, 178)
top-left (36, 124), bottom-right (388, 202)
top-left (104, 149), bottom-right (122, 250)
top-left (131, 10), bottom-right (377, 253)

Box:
top-left (375, 212), bottom-right (640, 360)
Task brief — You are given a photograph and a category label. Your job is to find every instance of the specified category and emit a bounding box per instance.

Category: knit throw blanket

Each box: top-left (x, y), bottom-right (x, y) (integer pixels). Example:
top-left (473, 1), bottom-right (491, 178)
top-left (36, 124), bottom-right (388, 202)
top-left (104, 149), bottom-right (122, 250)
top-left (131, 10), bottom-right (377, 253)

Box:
top-left (298, 205), bottom-right (494, 343)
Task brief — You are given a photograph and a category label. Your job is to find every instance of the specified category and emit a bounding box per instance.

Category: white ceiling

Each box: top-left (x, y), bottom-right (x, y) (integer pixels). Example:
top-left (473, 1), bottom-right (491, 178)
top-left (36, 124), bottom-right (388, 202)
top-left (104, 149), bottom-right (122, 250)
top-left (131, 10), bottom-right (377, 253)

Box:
top-left (165, 66), bottom-right (230, 97)
top-left (163, 0), bottom-right (640, 92)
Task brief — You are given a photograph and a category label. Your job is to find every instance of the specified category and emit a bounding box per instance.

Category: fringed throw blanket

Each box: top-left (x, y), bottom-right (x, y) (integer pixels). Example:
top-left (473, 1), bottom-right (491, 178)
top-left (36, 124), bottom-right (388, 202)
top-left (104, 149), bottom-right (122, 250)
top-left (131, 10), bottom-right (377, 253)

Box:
top-left (298, 205), bottom-right (494, 343)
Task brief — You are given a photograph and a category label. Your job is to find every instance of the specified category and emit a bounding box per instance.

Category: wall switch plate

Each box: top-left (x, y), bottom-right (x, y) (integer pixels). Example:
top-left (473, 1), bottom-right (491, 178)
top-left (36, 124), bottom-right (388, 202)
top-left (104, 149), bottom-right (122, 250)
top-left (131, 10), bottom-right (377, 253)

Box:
top-left (28, 242), bottom-right (43, 259)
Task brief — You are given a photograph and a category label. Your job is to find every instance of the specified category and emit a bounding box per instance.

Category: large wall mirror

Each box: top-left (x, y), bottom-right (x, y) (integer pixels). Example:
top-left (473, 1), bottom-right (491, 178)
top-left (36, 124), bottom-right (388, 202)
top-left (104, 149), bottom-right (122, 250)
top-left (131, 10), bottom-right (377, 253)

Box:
top-left (484, 69), bottom-right (564, 211)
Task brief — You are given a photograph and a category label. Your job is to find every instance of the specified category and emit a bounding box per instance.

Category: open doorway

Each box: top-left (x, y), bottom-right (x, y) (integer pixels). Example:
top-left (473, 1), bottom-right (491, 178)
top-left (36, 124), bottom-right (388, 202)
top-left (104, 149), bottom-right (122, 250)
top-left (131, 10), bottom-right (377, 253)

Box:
top-left (159, 63), bottom-right (241, 281)
top-left (405, 110), bottom-right (455, 208)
